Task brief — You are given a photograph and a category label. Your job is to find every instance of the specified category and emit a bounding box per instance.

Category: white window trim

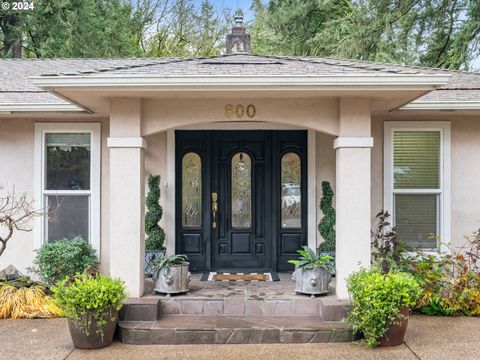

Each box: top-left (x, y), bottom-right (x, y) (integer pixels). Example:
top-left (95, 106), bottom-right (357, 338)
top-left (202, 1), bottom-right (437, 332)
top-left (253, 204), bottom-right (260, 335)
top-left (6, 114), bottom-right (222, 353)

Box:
top-left (34, 123), bottom-right (101, 256)
top-left (384, 121), bottom-right (451, 252)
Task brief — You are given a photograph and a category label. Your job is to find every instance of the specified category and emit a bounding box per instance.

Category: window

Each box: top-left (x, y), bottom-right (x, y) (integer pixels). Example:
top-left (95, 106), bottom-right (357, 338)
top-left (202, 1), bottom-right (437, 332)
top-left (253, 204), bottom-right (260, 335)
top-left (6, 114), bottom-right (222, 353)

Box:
top-left (182, 152), bottom-right (202, 227)
top-left (281, 152), bottom-right (301, 228)
top-left (231, 152), bottom-right (251, 228)
top-left (35, 123), bottom-right (100, 252)
top-left (384, 122), bottom-right (450, 250)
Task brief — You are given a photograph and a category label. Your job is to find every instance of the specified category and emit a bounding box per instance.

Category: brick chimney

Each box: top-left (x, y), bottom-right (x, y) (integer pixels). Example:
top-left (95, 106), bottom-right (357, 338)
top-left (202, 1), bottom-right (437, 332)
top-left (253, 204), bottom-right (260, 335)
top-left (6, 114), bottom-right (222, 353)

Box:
top-left (226, 13), bottom-right (251, 54)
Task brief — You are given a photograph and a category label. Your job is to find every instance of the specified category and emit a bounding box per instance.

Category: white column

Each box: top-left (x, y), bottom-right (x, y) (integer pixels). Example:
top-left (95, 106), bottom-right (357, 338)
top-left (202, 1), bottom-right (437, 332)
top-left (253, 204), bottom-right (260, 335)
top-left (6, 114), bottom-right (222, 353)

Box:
top-left (108, 99), bottom-right (146, 298)
top-left (335, 98), bottom-right (373, 300)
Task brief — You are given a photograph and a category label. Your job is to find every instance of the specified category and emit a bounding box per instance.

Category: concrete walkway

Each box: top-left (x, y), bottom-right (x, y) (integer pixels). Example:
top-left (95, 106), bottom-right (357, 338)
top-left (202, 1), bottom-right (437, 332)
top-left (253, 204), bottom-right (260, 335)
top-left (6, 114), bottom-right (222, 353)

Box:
top-left (0, 315), bottom-right (478, 360)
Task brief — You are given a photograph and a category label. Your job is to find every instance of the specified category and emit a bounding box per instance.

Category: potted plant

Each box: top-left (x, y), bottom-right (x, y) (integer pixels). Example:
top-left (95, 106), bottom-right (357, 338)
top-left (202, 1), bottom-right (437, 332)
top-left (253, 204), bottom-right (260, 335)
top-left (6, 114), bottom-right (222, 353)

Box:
top-left (52, 273), bottom-right (126, 349)
top-left (153, 254), bottom-right (191, 295)
top-left (145, 175), bottom-right (166, 277)
top-left (346, 268), bottom-right (421, 348)
top-left (289, 246), bottom-right (333, 297)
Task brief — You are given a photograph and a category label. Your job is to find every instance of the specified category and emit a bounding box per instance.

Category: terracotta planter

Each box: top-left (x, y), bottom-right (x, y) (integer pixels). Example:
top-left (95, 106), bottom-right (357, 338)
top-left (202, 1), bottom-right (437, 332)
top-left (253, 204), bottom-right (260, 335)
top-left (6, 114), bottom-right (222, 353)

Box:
top-left (68, 308), bottom-right (118, 349)
top-left (378, 307), bottom-right (410, 347)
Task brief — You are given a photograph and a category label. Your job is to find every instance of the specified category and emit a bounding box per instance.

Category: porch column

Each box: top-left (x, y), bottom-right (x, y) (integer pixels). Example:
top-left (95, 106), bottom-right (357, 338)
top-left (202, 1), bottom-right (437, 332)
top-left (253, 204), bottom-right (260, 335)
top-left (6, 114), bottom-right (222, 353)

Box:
top-left (108, 99), bottom-right (146, 298)
top-left (335, 98), bottom-right (373, 299)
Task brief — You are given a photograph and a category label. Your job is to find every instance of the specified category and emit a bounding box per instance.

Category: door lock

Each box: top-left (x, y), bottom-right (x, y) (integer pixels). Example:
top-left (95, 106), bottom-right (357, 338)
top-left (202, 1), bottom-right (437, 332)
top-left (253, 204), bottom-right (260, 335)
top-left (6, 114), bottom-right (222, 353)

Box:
top-left (212, 192), bottom-right (218, 229)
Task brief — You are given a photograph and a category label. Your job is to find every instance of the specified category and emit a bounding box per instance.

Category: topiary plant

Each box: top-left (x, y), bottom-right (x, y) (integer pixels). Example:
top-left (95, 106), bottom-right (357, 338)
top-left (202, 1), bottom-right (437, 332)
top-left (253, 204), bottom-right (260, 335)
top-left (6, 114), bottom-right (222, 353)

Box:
top-left (145, 175), bottom-right (166, 251)
top-left (28, 236), bottom-right (98, 285)
top-left (318, 181), bottom-right (336, 252)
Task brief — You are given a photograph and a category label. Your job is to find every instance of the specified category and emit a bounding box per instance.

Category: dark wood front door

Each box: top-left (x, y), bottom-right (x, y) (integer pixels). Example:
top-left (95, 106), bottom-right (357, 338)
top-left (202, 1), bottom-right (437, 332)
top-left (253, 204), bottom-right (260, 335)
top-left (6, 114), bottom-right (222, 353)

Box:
top-left (176, 130), bottom-right (307, 272)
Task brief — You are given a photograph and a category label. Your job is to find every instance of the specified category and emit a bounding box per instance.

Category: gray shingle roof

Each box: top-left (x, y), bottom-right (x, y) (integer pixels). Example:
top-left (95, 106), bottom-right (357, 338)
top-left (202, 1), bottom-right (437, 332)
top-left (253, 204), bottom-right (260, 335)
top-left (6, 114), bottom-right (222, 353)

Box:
top-left (1, 54), bottom-right (479, 107)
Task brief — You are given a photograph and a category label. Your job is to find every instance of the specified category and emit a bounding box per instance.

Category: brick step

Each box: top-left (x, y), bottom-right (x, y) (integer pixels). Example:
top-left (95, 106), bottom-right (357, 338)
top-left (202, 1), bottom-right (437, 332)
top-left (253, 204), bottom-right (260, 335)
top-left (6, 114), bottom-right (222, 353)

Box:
top-left (118, 315), bottom-right (354, 344)
top-left (119, 296), bottom-right (350, 322)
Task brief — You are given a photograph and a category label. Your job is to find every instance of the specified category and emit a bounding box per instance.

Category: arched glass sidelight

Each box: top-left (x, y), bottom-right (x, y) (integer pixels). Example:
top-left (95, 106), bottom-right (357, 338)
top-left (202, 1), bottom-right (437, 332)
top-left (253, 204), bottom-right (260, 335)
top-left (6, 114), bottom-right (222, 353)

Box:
top-left (182, 152), bottom-right (202, 227)
top-left (231, 152), bottom-right (252, 228)
top-left (281, 152), bottom-right (301, 228)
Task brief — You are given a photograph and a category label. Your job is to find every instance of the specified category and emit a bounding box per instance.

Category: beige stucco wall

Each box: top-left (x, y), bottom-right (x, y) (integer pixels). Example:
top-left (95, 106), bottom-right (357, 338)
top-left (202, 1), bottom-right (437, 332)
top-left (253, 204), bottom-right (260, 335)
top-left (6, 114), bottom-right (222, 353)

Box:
top-left (0, 117), bottom-right (110, 275)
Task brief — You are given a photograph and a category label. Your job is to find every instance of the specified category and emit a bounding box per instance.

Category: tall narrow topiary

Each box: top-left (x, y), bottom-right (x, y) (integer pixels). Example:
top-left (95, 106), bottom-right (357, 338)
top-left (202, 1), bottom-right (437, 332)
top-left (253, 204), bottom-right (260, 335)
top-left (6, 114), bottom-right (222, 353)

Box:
top-left (145, 175), bottom-right (165, 251)
top-left (318, 181), bottom-right (336, 253)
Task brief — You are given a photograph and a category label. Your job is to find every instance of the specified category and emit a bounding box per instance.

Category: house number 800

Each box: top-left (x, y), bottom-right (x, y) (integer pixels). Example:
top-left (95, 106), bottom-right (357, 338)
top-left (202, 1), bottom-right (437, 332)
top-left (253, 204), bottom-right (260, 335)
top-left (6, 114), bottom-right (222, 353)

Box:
top-left (224, 104), bottom-right (256, 119)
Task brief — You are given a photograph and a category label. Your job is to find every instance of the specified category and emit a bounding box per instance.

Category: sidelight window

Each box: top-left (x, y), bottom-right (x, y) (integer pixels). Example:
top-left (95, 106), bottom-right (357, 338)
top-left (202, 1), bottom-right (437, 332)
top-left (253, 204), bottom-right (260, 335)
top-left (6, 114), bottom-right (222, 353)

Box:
top-left (182, 152), bottom-right (202, 227)
top-left (281, 152), bottom-right (301, 228)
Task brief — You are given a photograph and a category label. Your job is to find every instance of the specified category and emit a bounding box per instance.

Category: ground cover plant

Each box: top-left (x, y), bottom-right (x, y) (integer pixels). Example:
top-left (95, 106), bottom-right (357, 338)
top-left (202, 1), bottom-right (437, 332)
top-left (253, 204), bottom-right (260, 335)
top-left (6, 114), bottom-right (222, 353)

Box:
top-left (0, 276), bottom-right (61, 319)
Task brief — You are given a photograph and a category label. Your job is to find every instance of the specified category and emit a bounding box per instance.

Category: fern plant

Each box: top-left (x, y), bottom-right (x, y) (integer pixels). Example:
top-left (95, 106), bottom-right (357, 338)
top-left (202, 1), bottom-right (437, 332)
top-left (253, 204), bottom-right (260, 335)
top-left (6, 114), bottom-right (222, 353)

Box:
top-left (153, 254), bottom-right (188, 275)
top-left (318, 181), bottom-right (336, 252)
top-left (288, 246), bottom-right (333, 270)
top-left (145, 175), bottom-right (165, 251)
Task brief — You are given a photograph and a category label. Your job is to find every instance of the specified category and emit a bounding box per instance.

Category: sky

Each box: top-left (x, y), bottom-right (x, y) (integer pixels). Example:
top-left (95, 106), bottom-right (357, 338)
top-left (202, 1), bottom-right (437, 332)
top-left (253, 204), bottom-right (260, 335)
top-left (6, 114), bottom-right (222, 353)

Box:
top-left (197, 0), bottom-right (255, 21)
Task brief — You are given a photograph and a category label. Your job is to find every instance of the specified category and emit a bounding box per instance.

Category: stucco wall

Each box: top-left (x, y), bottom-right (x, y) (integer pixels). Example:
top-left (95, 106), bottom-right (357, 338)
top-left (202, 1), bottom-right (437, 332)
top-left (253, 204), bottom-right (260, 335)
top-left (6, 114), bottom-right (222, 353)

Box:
top-left (0, 118), bottom-right (110, 274)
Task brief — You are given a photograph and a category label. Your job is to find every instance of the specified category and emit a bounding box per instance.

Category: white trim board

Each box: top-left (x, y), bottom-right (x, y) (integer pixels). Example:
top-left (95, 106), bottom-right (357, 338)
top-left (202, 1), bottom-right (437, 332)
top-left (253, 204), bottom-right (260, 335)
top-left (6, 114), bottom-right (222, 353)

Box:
top-left (400, 101), bottom-right (480, 110)
top-left (383, 121), bottom-right (451, 252)
top-left (0, 103), bottom-right (83, 112)
top-left (34, 122), bottom-right (101, 256)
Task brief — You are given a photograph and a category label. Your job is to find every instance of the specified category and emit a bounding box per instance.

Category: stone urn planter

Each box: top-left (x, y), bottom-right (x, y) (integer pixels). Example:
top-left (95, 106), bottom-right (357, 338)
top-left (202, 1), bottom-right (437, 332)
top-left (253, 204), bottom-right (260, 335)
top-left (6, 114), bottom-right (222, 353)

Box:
top-left (292, 266), bottom-right (331, 297)
top-left (289, 246), bottom-right (334, 298)
top-left (68, 308), bottom-right (118, 349)
top-left (378, 307), bottom-right (410, 347)
top-left (153, 254), bottom-right (191, 295)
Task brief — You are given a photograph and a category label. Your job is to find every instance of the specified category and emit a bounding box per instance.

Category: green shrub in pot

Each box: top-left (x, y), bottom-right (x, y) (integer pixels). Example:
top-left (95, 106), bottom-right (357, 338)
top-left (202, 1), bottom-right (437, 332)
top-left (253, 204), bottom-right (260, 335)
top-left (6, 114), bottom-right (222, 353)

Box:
top-left (52, 273), bottom-right (126, 349)
top-left (346, 268), bottom-right (421, 348)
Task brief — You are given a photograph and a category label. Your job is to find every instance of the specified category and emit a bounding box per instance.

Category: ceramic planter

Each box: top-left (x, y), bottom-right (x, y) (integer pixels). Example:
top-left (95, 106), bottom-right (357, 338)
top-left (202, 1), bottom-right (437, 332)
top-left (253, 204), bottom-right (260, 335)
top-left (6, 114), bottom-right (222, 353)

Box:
top-left (292, 266), bottom-right (331, 297)
top-left (68, 308), bottom-right (118, 349)
top-left (154, 263), bottom-right (191, 295)
top-left (378, 307), bottom-right (410, 347)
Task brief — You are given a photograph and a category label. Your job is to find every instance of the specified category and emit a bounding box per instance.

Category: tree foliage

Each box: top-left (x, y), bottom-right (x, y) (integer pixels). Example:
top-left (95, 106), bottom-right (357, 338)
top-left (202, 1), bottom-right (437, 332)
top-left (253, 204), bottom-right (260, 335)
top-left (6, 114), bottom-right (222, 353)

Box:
top-left (252, 0), bottom-right (480, 70)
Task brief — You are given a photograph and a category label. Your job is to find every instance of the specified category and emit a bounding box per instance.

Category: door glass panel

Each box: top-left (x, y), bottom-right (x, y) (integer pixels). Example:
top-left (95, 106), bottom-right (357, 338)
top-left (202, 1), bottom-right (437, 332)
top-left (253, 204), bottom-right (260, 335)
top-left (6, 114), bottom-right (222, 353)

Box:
top-left (182, 152), bottom-right (202, 227)
top-left (45, 133), bottom-right (91, 190)
top-left (231, 152), bottom-right (251, 228)
top-left (281, 153), bottom-right (301, 228)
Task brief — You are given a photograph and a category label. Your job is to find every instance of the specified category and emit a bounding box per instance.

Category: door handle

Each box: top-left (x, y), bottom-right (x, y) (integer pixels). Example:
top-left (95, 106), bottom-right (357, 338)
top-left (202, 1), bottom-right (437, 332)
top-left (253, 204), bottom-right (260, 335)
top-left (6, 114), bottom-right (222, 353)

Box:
top-left (212, 192), bottom-right (218, 229)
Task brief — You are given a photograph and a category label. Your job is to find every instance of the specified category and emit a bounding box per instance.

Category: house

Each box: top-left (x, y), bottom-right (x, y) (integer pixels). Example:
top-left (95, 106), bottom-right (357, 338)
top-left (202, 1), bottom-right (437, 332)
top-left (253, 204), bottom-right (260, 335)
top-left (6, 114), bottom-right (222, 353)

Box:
top-left (1, 19), bottom-right (479, 303)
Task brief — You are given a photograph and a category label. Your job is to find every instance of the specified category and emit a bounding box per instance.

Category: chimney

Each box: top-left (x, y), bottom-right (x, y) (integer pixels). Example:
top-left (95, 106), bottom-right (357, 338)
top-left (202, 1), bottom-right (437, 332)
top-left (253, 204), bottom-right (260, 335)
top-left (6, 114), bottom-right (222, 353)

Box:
top-left (226, 13), bottom-right (251, 54)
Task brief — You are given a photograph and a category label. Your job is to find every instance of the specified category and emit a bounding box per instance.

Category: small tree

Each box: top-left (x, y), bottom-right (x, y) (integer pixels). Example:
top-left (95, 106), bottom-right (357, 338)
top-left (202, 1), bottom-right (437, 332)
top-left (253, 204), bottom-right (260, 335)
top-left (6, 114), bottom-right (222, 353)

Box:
top-left (318, 181), bottom-right (336, 253)
top-left (145, 175), bottom-right (165, 251)
top-left (0, 186), bottom-right (48, 257)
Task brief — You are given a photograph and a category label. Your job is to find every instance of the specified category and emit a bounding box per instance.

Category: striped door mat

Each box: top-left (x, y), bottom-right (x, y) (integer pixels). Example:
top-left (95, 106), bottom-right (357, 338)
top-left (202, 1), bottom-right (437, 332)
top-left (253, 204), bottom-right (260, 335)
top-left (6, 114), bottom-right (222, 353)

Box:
top-left (201, 272), bottom-right (279, 282)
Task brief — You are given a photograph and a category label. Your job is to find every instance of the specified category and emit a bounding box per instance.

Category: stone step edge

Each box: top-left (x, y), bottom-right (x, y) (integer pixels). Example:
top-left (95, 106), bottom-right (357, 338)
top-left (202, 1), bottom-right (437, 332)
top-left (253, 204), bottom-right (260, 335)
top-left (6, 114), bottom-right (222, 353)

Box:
top-left (118, 322), bottom-right (354, 345)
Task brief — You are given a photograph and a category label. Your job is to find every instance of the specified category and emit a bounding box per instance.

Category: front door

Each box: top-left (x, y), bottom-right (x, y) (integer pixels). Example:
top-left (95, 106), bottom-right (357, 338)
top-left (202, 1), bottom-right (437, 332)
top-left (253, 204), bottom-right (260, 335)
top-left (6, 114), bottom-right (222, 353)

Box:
top-left (176, 130), bottom-right (307, 272)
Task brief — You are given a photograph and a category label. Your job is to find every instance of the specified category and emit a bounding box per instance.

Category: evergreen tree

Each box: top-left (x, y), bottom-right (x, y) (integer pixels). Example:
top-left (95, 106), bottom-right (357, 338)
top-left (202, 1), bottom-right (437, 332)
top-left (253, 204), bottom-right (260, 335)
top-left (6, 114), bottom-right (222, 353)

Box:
top-left (318, 181), bottom-right (335, 253)
top-left (145, 175), bottom-right (166, 251)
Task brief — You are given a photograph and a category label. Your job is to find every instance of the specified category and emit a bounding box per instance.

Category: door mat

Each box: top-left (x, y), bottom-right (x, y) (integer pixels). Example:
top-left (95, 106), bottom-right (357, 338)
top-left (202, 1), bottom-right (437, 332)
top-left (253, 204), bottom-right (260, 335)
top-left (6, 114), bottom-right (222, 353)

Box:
top-left (201, 272), bottom-right (280, 282)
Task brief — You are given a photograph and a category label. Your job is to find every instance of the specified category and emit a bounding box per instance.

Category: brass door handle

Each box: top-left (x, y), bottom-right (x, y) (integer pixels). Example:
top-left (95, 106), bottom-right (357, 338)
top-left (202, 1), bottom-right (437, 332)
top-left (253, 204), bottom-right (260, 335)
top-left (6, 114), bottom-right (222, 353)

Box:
top-left (212, 192), bottom-right (218, 229)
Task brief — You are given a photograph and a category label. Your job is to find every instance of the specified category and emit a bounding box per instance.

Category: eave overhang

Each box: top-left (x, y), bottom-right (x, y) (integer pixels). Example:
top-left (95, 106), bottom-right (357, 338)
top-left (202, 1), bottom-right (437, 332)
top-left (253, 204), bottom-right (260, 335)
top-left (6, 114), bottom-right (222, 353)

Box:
top-left (400, 101), bottom-right (480, 111)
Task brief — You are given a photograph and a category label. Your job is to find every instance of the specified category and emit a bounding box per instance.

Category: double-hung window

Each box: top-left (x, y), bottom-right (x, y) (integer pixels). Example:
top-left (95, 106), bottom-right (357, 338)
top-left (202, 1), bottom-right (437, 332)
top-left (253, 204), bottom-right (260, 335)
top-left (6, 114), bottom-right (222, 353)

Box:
top-left (35, 123), bottom-right (100, 253)
top-left (384, 121), bottom-right (451, 250)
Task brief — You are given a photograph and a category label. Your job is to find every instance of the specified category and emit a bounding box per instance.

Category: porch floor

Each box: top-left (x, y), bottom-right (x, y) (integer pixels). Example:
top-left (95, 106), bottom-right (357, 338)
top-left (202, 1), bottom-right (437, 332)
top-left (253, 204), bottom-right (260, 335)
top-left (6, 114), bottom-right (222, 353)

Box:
top-left (143, 273), bottom-right (335, 300)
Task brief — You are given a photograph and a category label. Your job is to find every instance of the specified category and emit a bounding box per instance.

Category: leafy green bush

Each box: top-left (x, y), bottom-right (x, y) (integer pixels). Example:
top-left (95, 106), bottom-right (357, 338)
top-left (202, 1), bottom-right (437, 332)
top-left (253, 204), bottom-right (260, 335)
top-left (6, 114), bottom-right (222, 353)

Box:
top-left (29, 236), bottom-right (98, 285)
top-left (288, 246), bottom-right (333, 270)
top-left (52, 274), bottom-right (126, 336)
top-left (346, 268), bottom-right (421, 348)
top-left (318, 181), bottom-right (335, 252)
top-left (145, 175), bottom-right (166, 251)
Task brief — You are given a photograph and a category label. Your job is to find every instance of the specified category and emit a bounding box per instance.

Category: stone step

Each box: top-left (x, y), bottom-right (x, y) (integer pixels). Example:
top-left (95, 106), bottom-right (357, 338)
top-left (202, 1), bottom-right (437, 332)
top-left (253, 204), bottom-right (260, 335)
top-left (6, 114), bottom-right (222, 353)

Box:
top-left (119, 296), bottom-right (351, 322)
top-left (118, 315), bottom-right (354, 345)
